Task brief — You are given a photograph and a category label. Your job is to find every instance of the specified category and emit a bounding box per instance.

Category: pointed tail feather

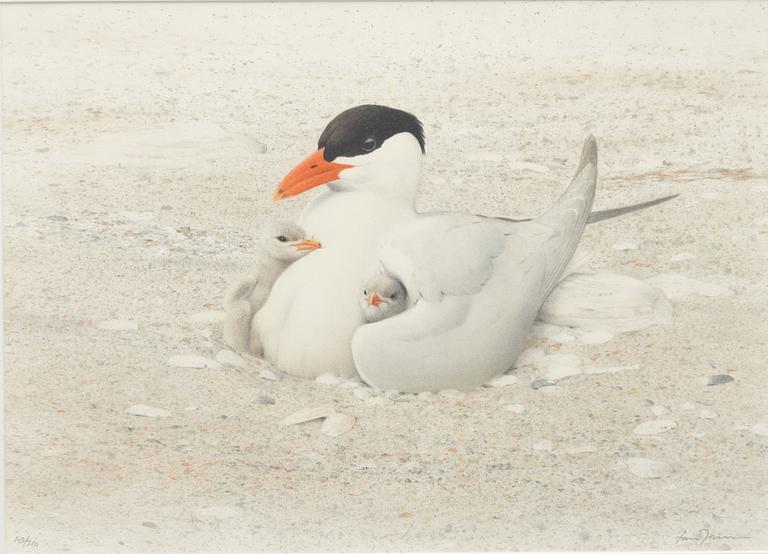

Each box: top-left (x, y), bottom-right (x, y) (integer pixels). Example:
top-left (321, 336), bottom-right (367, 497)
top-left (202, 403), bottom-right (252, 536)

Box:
top-left (536, 135), bottom-right (598, 297)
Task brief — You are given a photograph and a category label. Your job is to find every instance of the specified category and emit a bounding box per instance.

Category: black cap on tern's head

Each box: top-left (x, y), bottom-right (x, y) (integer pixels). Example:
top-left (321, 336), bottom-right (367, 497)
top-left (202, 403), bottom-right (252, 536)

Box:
top-left (317, 104), bottom-right (425, 162)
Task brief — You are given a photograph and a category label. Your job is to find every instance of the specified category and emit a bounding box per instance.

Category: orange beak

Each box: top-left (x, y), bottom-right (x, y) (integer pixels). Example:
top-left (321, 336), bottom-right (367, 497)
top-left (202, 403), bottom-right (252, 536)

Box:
top-left (292, 238), bottom-right (322, 251)
top-left (274, 148), bottom-right (353, 201)
top-left (367, 293), bottom-right (382, 307)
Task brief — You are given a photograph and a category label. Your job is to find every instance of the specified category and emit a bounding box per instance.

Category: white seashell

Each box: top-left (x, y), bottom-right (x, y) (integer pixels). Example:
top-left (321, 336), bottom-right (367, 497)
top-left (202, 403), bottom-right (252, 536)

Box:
top-left (550, 332), bottom-right (575, 344)
top-left (281, 406), bottom-right (335, 426)
top-left (624, 457), bottom-right (673, 478)
top-left (258, 369), bottom-right (282, 381)
top-left (540, 273), bottom-right (673, 333)
top-left (537, 353), bottom-right (583, 381)
top-left (97, 319), bottom-right (138, 331)
top-left (565, 444), bottom-right (597, 455)
top-left (633, 419), bottom-right (677, 435)
top-left (486, 374), bottom-right (519, 387)
top-left (514, 348), bottom-right (546, 368)
top-left (698, 408), bottom-right (718, 419)
top-left (320, 413), bottom-right (356, 437)
top-left (651, 405), bottom-right (669, 417)
top-left (169, 355), bottom-right (221, 369)
top-left (315, 373), bottom-right (342, 385)
top-left (126, 404), bottom-right (171, 418)
top-left (749, 422), bottom-right (768, 437)
top-left (612, 241), bottom-right (638, 251)
top-left (215, 350), bottom-right (246, 367)
top-left (505, 404), bottom-right (526, 413)
top-left (581, 330), bottom-right (614, 344)
top-left (189, 310), bottom-right (226, 326)
top-left (670, 252), bottom-right (696, 262)
top-left (646, 273), bottom-right (734, 300)
top-left (530, 323), bottom-right (566, 339)
top-left (532, 439), bottom-right (553, 451)
top-left (561, 249), bottom-right (594, 279)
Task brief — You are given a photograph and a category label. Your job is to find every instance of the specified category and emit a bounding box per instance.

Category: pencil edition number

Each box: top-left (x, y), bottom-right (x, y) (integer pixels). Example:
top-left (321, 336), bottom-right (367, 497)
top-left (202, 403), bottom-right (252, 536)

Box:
top-left (13, 535), bottom-right (39, 548)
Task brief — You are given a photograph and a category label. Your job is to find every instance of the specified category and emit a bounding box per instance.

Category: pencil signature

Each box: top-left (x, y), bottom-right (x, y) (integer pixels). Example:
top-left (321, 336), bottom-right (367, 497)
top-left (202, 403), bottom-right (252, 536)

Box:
top-left (676, 528), bottom-right (750, 545)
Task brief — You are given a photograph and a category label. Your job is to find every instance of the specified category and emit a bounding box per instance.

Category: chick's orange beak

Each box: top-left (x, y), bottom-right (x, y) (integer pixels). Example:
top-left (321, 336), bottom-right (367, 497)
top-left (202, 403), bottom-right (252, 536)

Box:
top-left (367, 293), bottom-right (382, 307)
top-left (292, 238), bottom-right (322, 251)
top-left (274, 148), bottom-right (353, 201)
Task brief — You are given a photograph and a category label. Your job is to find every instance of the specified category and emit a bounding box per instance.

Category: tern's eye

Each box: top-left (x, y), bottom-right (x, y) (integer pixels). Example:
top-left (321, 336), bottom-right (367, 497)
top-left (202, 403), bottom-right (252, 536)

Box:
top-left (361, 136), bottom-right (377, 152)
top-left (362, 289), bottom-right (368, 296)
top-left (390, 291), bottom-right (399, 299)
top-left (276, 235), bottom-right (288, 242)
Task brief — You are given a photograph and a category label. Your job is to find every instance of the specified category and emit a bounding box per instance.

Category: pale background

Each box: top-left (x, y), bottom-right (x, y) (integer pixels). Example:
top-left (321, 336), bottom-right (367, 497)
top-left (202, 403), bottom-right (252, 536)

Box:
top-left (2, 2), bottom-right (768, 552)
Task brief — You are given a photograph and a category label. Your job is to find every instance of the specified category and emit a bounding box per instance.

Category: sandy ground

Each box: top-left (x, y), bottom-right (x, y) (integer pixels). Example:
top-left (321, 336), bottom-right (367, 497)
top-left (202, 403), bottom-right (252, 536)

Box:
top-left (3, 2), bottom-right (768, 552)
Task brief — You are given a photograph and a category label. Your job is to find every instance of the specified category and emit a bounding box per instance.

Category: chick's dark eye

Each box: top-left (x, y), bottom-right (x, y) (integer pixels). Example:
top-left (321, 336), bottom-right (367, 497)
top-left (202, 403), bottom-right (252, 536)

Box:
top-left (362, 136), bottom-right (376, 152)
top-left (276, 235), bottom-right (288, 242)
top-left (390, 292), bottom-right (399, 299)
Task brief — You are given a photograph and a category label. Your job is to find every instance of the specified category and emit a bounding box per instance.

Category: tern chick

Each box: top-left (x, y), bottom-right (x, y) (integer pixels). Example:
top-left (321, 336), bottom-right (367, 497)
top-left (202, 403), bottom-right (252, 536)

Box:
top-left (223, 220), bottom-right (320, 353)
top-left (360, 274), bottom-right (408, 323)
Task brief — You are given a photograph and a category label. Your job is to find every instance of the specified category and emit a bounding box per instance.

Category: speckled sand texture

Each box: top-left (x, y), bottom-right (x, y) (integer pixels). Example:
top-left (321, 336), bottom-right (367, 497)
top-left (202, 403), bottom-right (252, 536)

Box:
top-left (3, 3), bottom-right (768, 552)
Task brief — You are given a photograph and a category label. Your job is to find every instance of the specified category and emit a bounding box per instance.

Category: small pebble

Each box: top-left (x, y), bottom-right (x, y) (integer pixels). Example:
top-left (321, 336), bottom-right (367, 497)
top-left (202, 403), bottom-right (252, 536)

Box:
top-left (97, 319), bottom-right (138, 331)
top-left (126, 404), bottom-right (171, 418)
top-left (633, 420), bottom-right (677, 435)
top-left (707, 374), bottom-right (735, 386)
top-left (565, 444), bottom-right (597, 455)
top-left (315, 373), bottom-right (342, 385)
top-left (505, 404), bottom-right (526, 413)
top-left (612, 241), bottom-right (638, 251)
top-left (169, 355), bottom-right (221, 369)
top-left (754, 216), bottom-right (768, 226)
top-left (540, 385), bottom-right (565, 395)
top-left (531, 379), bottom-right (557, 390)
top-left (365, 396), bottom-right (391, 407)
top-left (532, 439), bottom-right (553, 451)
top-left (438, 389), bottom-right (464, 399)
top-left (698, 408), bottom-right (718, 419)
top-left (255, 395), bottom-right (275, 405)
top-left (581, 330), bottom-right (614, 344)
top-left (749, 422), bottom-right (768, 437)
top-left (486, 374), bottom-right (519, 387)
top-left (184, 405), bottom-right (198, 411)
top-left (417, 391), bottom-right (433, 400)
top-left (189, 310), bottom-right (226, 326)
top-left (624, 457), bottom-right (673, 478)
top-left (353, 388), bottom-right (373, 400)
top-left (384, 389), bottom-right (401, 400)
top-left (215, 350), bottom-right (246, 367)
top-left (651, 405), bottom-right (669, 417)
top-left (340, 378), bottom-right (363, 389)
top-left (258, 369), bottom-right (282, 381)
top-left (142, 521), bottom-right (158, 529)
